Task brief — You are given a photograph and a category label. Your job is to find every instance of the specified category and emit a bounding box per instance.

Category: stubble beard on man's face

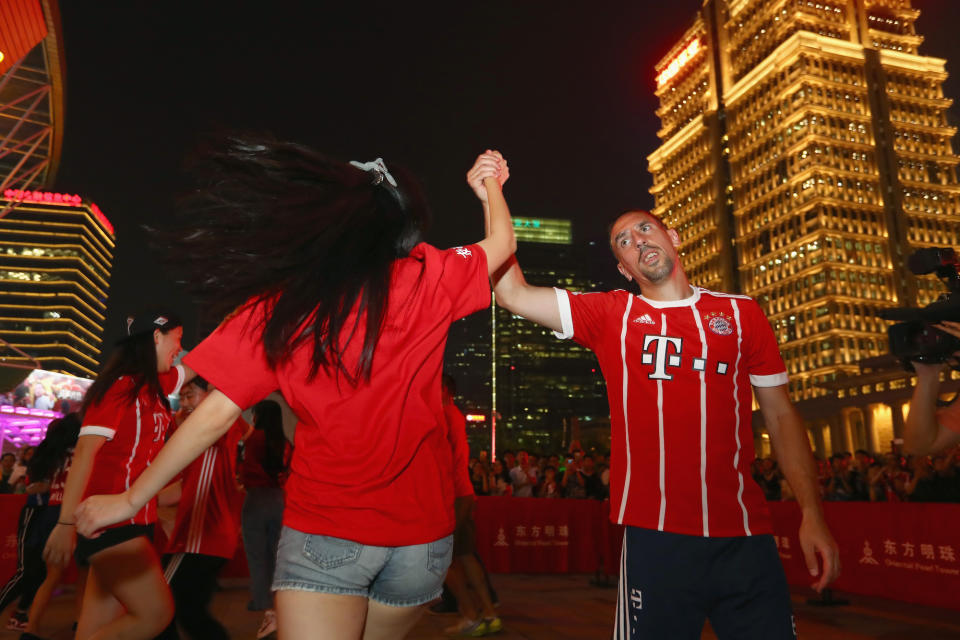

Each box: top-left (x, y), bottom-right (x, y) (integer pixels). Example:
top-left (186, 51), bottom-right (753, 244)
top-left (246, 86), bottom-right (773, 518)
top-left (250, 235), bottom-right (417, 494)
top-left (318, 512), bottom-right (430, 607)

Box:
top-left (638, 254), bottom-right (674, 284)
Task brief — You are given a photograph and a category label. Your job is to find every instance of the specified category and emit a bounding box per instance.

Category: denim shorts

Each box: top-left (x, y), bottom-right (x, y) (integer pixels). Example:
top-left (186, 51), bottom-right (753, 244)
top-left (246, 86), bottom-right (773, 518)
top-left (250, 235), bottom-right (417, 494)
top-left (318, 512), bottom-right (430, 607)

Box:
top-left (273, 526), bottom-right (453, 607)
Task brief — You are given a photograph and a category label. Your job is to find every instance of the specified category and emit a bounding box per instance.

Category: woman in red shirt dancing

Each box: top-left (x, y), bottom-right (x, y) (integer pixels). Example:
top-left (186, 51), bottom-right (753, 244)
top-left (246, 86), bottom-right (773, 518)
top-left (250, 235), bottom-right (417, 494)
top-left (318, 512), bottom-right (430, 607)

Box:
top-left (44, 312), bottom-right (189, 640)
top-left (76, 138), bottom-right (514, 640)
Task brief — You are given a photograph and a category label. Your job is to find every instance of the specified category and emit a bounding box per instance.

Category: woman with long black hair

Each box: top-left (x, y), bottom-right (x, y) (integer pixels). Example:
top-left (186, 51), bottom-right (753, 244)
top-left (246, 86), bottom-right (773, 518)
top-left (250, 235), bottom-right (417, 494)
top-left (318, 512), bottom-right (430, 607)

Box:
top-left (76, 139), bottom-right (514, 640)
top-left (240, 399), bottom-right (290, 639)
top-left (45, 313), bottom-right (190, 640)
top-left (0, 415), bottom-right (79, 635)
top-left (17, 413), bottom-right (81, 640)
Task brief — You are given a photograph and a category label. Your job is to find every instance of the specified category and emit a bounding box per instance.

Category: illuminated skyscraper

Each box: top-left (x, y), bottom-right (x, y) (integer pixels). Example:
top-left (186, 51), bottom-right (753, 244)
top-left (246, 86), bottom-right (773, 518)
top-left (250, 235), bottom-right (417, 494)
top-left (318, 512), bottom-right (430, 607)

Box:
top-left (445, 217), bottom-right (612, 454)
top-left (0, 189), bottom-right (115, 378)
top-left (648, 0), bottom-right (960, 453)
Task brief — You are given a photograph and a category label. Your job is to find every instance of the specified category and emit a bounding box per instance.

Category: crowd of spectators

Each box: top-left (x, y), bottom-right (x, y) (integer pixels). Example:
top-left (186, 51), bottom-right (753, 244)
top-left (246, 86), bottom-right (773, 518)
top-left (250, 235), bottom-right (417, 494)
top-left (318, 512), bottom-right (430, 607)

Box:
top-left (468, 448), bottom-right (610, 500)
top-left (466, 444), bottom-right (960, 503)
top-left (0, 446), bottom-right (34, 494)
top-left (751, 447), bottom-right (960, 503)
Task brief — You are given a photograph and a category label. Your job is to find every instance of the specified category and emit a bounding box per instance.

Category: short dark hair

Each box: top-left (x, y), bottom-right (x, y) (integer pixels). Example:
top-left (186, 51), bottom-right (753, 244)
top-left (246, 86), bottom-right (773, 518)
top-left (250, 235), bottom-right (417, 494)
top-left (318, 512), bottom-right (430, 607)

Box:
top-left (185, 376), bottom-right (210, 392)
top-left (441, 374), bottom-right (456, 395)
top-left (1, 453), bottom-right (14, 462)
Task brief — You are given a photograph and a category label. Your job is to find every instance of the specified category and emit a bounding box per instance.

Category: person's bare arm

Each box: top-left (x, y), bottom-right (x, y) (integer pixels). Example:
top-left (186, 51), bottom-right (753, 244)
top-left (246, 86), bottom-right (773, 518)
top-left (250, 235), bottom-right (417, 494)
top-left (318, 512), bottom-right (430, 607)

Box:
top-left (43, 435), bottom-right (105, 565)
top-left (904, 362), bottom-right (960, 455)
top-left (157, 480), bottom-right (182, 508)
top-left (465, 152), bottom-right (561, 330)
top-left (76, 390), bottom-right (241, 536)
top-left (468, 151), bottom-right (516, 276)
top-left (756, 384), bottom-right (839, 592)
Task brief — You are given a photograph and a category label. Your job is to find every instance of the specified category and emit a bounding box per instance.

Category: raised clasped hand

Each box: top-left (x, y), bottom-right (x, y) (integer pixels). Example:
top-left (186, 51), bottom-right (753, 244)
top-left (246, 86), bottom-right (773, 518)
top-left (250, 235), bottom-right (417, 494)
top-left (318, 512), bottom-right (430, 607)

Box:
top-left (466, 149), bottom-right (509, 202)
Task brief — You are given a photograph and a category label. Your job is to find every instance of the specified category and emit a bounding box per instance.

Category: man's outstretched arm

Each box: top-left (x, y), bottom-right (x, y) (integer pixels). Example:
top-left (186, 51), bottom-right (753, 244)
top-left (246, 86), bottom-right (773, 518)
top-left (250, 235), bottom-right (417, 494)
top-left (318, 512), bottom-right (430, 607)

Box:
top-left (492, 257), bottom-right (563, 333)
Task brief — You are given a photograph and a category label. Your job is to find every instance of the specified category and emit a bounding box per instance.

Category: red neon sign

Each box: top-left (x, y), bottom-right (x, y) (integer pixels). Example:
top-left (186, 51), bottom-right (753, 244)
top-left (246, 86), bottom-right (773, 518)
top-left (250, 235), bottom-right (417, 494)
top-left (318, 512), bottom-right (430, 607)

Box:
top-left (3, 189), bottom-right (115, 236)
top-left (656, 38), bottom-right (700, 87)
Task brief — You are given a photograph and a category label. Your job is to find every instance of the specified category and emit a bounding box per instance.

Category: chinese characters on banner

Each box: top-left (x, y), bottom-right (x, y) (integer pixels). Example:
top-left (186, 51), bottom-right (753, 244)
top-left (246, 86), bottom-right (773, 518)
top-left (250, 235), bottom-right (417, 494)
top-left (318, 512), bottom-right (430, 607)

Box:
top-left (767, 502), bottom-right (959, 611)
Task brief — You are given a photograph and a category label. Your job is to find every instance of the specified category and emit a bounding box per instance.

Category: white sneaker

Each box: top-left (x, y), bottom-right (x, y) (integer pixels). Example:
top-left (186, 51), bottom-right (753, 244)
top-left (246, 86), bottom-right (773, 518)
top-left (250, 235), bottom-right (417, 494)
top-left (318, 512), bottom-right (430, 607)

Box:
top-left (256, 609), bottom-right (277, 639)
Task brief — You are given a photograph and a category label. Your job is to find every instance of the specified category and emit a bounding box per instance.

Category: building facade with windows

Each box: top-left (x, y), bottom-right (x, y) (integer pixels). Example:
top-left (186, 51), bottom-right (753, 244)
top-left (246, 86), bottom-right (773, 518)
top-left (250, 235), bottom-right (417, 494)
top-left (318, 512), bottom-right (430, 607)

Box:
top-left (648, 0), bottom-right (960, 455)
top-left (444, 217), bottom-right (614, 456)
top-left (0, 190), bottom-right (114, 378)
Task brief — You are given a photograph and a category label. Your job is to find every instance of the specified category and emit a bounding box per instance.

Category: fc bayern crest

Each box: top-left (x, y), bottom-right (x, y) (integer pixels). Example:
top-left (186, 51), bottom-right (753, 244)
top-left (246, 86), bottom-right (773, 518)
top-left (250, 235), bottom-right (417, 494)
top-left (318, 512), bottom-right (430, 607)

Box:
top-left (705, 311), bottom-right (735, 336)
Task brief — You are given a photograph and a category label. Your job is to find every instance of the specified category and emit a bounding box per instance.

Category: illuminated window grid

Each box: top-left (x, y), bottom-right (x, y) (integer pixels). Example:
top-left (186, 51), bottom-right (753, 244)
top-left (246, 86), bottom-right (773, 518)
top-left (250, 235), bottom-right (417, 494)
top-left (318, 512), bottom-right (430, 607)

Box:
top-left (0, 207), bottom-right (115, 263)
top-left (0, 241), bottom-right (111, 289)
top-left (725, 37), bottom-right (891, 399)
top-left (653, 19), bottom-right (711, 142)
top-left (512, 218), bottom-right (572, 245)
top-left (649, 1), bottom-right (960, 403)
top-left (0, 200), bottom-right (114, 378)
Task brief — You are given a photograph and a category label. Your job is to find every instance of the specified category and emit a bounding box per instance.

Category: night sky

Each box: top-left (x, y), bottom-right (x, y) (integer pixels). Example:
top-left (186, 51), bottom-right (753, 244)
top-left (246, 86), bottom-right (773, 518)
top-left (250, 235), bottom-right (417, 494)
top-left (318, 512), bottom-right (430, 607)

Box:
top-left (50, 2), bottom-right (960, 359)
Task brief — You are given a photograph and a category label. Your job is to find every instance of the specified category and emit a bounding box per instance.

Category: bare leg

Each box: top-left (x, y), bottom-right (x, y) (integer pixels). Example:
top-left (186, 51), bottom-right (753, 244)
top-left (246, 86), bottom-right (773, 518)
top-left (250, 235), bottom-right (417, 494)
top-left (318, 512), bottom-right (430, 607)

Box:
top-left (23, 561), bottom-right (63, 634)
top-left (276, 590), bottom-right (367, 640)
top-left (361, 600), bottom-right (425, 640)
top-left (461, 554), bottom-right (497, 619)
top-left (75, 564), bottom-right (123, 640)
top-left (75, 566), bottom-right (88, 627)
top-left (443, 559), bottom-right (480, 620)
top-left (82, 537), bottom-right (173, 640)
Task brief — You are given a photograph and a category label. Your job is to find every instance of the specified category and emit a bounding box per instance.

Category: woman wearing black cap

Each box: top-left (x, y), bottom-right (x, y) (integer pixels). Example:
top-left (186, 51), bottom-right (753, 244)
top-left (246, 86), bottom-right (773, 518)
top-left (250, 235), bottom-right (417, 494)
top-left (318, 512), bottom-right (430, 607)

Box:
top-left (43, 312), bottom-right (191, 640)
top-left (75, 140), bottom-right (513, 640)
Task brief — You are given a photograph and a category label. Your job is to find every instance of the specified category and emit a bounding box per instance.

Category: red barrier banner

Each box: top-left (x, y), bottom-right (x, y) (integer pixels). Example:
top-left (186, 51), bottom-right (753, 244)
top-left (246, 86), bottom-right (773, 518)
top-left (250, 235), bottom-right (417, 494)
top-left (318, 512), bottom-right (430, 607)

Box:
top-left (0, 494), bottom-right (27, 580)
top-left (474, 496), bottom-right (608, 573)
top-left (2, 494), bottom-right (957, 611)
top-left (474, 497), bottom-right (960, 611)
top-left (769, 501), bottom-right (960, 611)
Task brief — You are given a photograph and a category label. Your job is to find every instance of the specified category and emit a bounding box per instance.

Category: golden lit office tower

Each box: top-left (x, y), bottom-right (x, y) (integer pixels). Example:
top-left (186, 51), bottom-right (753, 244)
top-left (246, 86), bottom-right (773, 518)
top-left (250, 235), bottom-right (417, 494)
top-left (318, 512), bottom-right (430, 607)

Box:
top-left (648, 0), bottom-right (960, 403)
top-left (0, 190), bottom-right (115, 378)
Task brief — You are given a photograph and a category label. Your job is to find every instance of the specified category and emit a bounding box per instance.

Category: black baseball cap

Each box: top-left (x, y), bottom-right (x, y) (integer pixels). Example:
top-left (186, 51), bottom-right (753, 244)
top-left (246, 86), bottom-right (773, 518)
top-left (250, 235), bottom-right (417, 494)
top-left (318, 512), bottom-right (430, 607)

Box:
top-left (121, 310), bottom-right (183, 340)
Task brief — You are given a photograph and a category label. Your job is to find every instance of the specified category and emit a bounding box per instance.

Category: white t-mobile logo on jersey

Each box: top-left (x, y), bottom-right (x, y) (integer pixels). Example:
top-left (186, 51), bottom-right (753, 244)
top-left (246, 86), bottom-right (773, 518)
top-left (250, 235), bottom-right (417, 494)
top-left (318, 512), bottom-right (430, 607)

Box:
top-left (640, 334), bottom-right (682, 380)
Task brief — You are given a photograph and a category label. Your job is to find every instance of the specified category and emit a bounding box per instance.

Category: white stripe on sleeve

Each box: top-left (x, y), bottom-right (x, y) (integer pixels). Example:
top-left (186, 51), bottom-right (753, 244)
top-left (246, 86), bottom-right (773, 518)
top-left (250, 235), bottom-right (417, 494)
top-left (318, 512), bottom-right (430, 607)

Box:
top-left (552, 288), bottom-right (575, 340)
top-left (78, 426), bottom-right (116, 440)
top-left (171, 364), bottom-right (186, 397)
top-left (750, 372), bottom-right (789, 387)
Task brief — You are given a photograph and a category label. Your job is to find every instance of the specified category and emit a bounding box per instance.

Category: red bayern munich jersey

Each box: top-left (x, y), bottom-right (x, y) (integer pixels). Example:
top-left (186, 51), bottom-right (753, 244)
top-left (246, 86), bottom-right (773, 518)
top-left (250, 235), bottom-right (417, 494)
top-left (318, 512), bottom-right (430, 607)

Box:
top-left (556, 286), bottom-right (787, 537)
top-left (165, 417), bottom-right (247, 558)
top-left (184, 243), bottom-right (490, 546)
top-left (79, 366), bottom-right (186, 527)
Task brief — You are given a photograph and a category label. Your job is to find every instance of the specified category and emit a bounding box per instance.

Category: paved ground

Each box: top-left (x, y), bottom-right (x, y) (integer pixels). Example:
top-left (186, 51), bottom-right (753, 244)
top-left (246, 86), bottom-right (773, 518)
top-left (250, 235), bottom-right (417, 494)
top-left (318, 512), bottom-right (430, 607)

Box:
top-left (2, 574), bottom-right (959, 639)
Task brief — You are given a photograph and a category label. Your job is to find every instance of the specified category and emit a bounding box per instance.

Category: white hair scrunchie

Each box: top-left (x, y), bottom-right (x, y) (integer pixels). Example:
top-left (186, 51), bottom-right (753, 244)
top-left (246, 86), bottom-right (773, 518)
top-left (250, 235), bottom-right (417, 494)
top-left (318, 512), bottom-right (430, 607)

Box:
top-left (349, 157), bottom-right (398, 188)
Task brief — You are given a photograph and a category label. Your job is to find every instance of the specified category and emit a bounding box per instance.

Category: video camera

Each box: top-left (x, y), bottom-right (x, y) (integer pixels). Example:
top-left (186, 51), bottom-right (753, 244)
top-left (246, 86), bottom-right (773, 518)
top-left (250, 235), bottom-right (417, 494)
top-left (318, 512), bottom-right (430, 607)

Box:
top-left (880, 247), bottom-right (960, 366)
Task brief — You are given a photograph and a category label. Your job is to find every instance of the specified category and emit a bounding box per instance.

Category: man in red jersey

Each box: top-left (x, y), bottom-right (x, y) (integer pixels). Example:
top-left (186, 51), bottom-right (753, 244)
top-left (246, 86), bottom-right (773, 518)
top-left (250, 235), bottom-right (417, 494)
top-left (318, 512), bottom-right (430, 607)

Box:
top-left (156, 376), bottom-right (248, 640)
top-left (478, 185), bottom-right (840, 638)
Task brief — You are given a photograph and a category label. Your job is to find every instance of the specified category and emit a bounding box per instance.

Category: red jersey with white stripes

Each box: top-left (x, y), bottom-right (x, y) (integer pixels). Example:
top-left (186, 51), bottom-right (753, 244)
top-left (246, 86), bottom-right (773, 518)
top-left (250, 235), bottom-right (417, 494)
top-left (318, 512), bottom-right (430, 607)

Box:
top-left (79, 366), bottom-right (185, 527)
top-left (165, 417), bottom-right (247, 558)
top-left (556, 286), bottom-right (786, 537)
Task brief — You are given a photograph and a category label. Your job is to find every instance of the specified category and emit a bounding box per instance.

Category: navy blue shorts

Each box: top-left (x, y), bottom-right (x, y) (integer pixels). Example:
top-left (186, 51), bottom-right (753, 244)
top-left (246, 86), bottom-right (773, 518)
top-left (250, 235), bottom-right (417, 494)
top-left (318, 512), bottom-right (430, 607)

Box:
top-left (614, 526), bottom-right (797, 640)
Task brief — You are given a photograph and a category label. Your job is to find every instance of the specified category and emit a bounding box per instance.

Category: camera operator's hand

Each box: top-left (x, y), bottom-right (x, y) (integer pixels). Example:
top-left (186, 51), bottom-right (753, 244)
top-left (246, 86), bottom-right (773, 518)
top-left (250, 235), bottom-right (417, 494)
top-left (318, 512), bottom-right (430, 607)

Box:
top-left (933, 320), bottom-right (960, 340)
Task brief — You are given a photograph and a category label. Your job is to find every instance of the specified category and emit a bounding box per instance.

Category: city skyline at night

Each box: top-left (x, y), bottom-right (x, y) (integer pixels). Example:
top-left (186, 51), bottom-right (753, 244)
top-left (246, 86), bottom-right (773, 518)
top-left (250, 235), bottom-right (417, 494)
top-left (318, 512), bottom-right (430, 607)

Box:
top-left (649, 0), bottom-right (960, 455)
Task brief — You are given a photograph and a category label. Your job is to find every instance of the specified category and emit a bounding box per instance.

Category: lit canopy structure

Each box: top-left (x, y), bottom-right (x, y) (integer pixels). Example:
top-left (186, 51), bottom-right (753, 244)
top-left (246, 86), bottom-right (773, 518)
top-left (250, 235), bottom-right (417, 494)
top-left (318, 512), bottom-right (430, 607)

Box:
top-left (0, 0), bottom-right (65, 197)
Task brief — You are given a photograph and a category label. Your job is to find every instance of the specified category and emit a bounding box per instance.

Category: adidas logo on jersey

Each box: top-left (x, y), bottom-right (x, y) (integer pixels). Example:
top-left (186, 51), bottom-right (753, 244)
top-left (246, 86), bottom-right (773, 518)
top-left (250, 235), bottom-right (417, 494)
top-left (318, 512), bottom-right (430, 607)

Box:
top-left (633, 313), bottom-right (655, 325)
